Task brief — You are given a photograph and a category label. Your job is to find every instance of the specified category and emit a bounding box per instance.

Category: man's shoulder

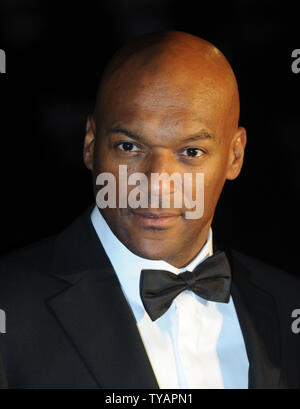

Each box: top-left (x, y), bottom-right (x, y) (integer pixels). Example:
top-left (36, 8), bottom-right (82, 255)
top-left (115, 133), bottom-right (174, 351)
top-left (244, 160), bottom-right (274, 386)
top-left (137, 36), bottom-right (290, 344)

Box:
top-left (0, 206), bottom-right (93, 276)
top-left (229, 247), bottom-right (298, 281)
top-left (0, 235), bottom-right (56, 274)
top-left (0, 205), bottom-right (98, 301)
top-left (0, 235), bottom-right (58, 299)
top-left (228, 247), bottom-right (300, 305)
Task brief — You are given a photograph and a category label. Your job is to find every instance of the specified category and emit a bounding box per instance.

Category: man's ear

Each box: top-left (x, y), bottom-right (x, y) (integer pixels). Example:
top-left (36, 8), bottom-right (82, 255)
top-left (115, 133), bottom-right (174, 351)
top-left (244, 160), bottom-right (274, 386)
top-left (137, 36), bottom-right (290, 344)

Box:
top-left (226, 126), bottom-right (247, 180)
top-left (83, 114), bottom-right (96, 171)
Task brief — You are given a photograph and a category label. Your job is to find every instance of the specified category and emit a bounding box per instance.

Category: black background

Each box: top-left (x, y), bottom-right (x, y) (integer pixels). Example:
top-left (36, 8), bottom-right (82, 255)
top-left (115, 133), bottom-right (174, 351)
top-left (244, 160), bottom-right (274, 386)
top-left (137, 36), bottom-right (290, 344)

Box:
top-left (0, 0), bottom-right (299, 275)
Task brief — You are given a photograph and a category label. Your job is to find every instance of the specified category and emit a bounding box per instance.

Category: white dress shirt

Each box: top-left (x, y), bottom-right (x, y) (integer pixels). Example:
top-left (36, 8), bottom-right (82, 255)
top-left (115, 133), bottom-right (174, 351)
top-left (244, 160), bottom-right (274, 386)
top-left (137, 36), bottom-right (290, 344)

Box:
top-left (90, 205), bottom-right (249, 388)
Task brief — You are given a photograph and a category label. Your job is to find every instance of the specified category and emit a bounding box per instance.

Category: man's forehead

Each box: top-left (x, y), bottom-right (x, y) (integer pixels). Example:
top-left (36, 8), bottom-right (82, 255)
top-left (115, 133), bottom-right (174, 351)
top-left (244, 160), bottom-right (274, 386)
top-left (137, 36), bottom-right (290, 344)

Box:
top-left (98, 68), bottom-right (231, 138)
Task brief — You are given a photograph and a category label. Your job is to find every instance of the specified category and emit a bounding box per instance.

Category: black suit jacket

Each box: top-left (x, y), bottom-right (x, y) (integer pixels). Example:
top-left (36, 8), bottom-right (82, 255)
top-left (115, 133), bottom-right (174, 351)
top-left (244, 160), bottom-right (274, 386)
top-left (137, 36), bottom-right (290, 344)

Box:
top-left (0, 206), bottom-right (299, 389)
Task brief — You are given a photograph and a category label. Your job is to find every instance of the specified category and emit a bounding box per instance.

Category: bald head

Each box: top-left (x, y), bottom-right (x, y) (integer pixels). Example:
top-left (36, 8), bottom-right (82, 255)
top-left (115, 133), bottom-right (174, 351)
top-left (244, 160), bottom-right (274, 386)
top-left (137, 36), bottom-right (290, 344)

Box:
top-left (94, 31), bottom-right (240, 133)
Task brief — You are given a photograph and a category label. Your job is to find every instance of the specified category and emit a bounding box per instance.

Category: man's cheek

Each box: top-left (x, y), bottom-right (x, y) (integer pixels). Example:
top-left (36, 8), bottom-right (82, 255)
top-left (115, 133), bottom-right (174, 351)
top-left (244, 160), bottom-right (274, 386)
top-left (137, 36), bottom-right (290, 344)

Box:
top-left (202, 180), bottom-right (219, 212)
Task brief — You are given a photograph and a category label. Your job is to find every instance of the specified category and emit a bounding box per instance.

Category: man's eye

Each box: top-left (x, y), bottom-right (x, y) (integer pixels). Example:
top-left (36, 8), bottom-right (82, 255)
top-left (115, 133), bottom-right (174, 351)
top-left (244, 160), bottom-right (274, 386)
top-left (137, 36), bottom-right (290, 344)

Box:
top-left (182, 148), bottom-right (204, 157)
top-left (117, 142), bottom-right (139, 152)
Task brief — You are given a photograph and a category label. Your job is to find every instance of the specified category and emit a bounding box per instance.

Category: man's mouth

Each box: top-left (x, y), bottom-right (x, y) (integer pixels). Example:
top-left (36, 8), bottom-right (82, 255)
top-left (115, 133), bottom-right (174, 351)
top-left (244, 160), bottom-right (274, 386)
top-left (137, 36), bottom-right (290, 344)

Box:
top-left (130, 210), bottom-right (184, 228)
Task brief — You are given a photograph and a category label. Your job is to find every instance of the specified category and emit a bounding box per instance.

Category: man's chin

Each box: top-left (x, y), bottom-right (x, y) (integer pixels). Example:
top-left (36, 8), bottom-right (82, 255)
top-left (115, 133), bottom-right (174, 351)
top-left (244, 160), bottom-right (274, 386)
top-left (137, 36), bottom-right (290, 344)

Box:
top-left (123, 238), bottom-right (177, 262)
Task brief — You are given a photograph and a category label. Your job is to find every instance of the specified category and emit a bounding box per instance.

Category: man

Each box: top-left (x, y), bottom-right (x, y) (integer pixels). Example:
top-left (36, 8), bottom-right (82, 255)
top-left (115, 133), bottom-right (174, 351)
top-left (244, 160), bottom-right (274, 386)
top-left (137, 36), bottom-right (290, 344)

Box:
top-left (0, 31), bottom-right (299, 389)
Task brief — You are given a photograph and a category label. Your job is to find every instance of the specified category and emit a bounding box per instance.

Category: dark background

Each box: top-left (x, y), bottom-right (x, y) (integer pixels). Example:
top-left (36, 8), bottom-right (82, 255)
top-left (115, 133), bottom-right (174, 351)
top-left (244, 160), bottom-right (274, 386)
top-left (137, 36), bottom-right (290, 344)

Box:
top-left (0, 0), bottom-right (299, 275)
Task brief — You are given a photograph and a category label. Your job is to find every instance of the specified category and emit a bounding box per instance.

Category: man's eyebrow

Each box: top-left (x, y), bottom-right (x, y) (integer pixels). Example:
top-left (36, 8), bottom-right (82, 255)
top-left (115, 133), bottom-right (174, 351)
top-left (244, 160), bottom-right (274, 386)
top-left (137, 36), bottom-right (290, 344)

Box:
top-left (108, 126), bottom-right (215, 143)
top-left (182, 130), bottom-right (215, 142)
top-left (108, 126), bottom-right (144, 141)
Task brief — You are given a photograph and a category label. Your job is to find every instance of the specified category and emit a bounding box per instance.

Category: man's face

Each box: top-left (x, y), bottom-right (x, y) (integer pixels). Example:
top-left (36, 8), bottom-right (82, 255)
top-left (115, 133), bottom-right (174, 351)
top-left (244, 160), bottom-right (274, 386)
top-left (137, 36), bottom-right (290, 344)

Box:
top-left (85, 59), bottom-right (246, 268)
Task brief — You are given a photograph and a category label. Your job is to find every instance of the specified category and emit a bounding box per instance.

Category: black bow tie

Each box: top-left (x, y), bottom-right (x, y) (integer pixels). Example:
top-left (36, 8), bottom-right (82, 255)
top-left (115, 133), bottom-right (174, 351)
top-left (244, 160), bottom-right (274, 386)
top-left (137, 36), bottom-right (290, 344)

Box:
top-left (140, 250), bottom-right (232, 321)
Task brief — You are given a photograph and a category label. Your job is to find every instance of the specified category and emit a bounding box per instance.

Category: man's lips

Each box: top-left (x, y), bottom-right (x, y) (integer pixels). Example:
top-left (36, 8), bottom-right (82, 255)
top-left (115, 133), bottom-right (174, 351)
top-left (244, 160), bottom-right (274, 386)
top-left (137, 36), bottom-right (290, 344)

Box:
top-left (130, 210), bottom-right (183, 227)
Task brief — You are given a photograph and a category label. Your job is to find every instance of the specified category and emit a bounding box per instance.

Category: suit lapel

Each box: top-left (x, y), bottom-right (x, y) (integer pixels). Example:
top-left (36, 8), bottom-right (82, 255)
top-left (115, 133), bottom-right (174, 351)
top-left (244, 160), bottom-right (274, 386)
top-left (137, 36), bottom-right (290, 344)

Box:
top-left (46, 206), bottom-right (159, 389)
top-left (228, 250), bottom-right (285, 388)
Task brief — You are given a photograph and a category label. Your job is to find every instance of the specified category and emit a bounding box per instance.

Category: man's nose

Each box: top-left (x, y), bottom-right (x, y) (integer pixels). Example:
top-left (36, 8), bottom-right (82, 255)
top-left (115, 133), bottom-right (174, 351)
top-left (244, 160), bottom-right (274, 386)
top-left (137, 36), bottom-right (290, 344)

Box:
top-left (142, 151), bottom-right (178, 196)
